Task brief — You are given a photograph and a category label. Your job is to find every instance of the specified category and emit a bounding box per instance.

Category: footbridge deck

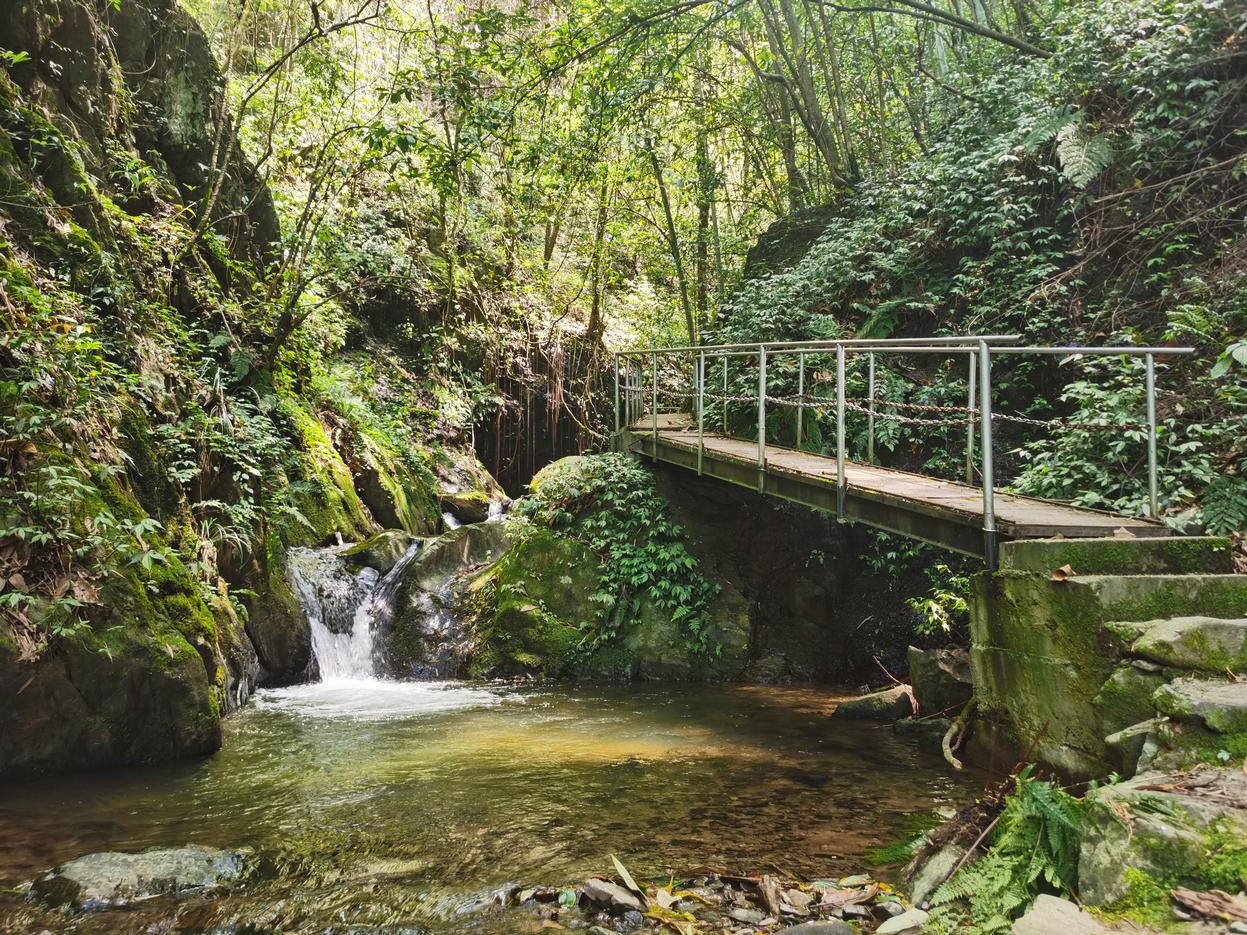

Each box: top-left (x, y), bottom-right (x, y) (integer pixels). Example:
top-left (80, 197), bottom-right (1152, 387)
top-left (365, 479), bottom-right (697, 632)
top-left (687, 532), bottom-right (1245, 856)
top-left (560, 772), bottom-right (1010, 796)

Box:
top-left (619, 416), bottom-right (1166, 559)
top-left (613, 335), bottom-right (1192, 563)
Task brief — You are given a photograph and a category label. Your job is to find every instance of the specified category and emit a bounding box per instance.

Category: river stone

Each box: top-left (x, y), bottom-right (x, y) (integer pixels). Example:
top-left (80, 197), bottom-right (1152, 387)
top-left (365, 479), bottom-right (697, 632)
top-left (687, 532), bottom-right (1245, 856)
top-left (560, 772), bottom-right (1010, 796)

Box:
top-left (1153, 677), bottom-right (1247, 733)
top-left (1131, 617), bottom-right (1247, 673)
top-left (33, 845), bottom-right (251, 908)
top-left (780, 922), bottom-right (854, 934)
top-left (727, 906), bottom-right (766, 924)
top-left (875, 907), bottom-right (928, 933)
top-left (581, 878), bottom-right (644, 914)
top-left (907, 646), bottom-right (972, 716)
top-left (832, 685), bottom-right (914, 721)
top-left (908, 842), bottom-right (966, 906)
top-left (1011, 894), bottom-right (1105, 934)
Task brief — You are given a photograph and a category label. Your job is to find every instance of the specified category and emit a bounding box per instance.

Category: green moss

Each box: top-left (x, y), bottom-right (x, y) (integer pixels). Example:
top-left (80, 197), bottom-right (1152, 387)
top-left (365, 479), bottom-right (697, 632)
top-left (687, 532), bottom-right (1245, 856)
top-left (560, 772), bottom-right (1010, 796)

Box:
top-left (1096, 868), bottom-right (1172, 930)
top-left (1204, 824), bottom-right (1247, 892)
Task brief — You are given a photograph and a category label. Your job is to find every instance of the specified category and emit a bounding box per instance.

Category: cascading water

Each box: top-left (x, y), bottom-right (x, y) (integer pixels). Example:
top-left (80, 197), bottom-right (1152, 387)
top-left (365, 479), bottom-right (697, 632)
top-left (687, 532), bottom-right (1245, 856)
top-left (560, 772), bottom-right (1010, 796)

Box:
top-left (286, 542), bottom-right (421, 679)
top-left (273, 541), bottom-right (501, 719)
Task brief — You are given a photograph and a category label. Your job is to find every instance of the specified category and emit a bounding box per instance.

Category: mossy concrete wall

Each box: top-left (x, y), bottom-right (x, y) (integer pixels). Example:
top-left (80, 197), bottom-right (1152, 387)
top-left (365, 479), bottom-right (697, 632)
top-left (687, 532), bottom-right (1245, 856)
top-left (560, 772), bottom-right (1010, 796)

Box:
top-left (970, 537), bottom-right (1245, 778)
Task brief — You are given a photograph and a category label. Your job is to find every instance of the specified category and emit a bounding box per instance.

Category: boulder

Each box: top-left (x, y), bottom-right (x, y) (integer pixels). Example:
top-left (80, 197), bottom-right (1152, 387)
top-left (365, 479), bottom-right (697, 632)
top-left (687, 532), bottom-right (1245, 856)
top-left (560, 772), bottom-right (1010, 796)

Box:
top-left (1153, 678), bottom-right (1247, 733)
top-left (908, 842), bottom-right (966, 906)
top-left (1011, 894), bottom-right (1105, 935)
top-left (33, 845), bottom-right (251, 908)
top-left (907, 646), bottom-right (972, 716)
top-left (1131, 617), bottom-right (1247, 673)
top-left (440, 490), bottom-right (495, 525)
top-left (1079, 767), bottom-right (1247, 906)
top-left (832, 686), bottom-right (914, 721)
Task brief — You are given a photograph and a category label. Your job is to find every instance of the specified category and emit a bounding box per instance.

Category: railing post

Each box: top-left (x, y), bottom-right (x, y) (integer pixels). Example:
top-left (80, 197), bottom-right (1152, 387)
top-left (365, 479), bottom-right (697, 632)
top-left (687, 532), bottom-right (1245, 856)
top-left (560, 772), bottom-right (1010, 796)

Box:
top-left (867, 351), bottom-right (876, 464)
top-left (966, 351), bottom-right (976, 485)
top-left (651, 351), bottom-right (658, 459)
top-left (722, 357), bottom-right (728, 434)
top-left (796, 352), bottom-right (805, 450)
top-left (613, 353), bottom-right (620, 436)
top-left (978, 340), bottom-right (997, 568)
top-left (836, 344), bottom-right (846, 519)
top-left (757, 346), bottom-right (767, 492)
top-left (1145, 352), bottom-right (1158, 519)
top-left (697, 351), bottom-right (705, 475)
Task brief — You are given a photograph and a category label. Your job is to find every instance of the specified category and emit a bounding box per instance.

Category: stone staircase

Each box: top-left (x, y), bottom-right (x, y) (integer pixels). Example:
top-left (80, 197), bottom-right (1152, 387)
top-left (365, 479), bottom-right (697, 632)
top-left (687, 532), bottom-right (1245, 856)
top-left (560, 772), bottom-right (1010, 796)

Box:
top-left (970, 535), bottom-right (1246, 778)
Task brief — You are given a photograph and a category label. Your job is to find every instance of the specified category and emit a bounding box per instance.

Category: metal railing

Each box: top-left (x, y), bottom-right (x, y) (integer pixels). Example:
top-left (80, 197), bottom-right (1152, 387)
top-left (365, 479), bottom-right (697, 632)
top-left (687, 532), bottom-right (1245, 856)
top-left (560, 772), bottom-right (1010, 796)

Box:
top-left (613, 335), bottom-right (1194, 566)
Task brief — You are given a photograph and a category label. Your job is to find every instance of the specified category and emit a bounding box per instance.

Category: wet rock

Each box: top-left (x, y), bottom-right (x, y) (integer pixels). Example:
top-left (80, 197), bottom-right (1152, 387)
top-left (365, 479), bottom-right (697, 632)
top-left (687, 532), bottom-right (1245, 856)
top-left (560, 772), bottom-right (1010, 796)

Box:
top-left (1011, 894), bottom-right (1105, 934)
top-left (1131, 616), bottom-right (1247, 673)
top-left (1153, 677), bottom-right (1247, 733)
top-left (894, 716), bottom-right (952, 751)
top-left (832, 686), bottom-right (914, 721)
top-left (874, 900), bottom-right (907, 919)
top-left (907, 646), bottom-right (972, 716)
top-left (581, 879), bottom-right (644, 915)
top-left (875, 907), bottom-right (928, 933)
top-left (341, 530), bottom-right (420, 574)
top-left (781, 922), bottom-right (855, 934)
top-left (440, 490), bottom-right (495, 525)
top-left (33, 845), bottom-right (251, 908)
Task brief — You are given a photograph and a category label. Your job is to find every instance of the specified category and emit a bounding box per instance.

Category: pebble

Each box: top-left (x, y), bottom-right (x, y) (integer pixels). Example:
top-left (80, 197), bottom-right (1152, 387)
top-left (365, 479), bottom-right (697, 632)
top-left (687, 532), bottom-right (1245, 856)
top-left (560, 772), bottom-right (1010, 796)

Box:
top-left (581, 879), bottom-right (644, 915)
top-left (728, 906), bottom-right (767, 924)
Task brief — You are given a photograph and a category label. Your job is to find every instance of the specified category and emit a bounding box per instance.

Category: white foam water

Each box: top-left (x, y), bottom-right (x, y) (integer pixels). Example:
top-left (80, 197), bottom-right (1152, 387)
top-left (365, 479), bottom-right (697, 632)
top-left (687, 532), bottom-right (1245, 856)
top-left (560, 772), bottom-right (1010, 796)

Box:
top-left (254, 678), bottom-right (504, 720)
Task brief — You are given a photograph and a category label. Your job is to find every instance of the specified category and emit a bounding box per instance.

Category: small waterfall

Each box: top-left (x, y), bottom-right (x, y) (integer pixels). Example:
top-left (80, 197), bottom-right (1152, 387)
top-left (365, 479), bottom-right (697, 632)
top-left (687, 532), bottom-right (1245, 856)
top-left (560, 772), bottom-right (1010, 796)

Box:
top-left (442, 511), bottom-right (462, 530)
top-left (287, 543), bottom-right (421, 680)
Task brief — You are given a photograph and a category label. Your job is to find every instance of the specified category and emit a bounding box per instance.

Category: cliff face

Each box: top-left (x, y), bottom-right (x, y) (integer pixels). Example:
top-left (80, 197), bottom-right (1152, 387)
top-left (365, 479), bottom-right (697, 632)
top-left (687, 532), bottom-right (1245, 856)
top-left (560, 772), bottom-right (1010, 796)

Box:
top-left (0, 1), bottom-right (494, 778)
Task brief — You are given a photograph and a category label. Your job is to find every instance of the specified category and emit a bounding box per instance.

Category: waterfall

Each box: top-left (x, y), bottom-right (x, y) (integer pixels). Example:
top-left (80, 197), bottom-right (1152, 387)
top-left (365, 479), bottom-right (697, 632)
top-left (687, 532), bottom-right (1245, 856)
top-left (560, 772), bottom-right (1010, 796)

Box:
top-left (287, 543), bottom-right (421, 680)
top-left (442, 511), bottom-right (462, 530)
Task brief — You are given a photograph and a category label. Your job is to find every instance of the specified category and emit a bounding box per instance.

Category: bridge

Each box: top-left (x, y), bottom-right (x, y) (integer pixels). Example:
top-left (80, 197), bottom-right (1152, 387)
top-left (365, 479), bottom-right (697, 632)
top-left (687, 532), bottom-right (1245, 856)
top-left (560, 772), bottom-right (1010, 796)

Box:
top-left (611, 336), bottom-right (1193, 565)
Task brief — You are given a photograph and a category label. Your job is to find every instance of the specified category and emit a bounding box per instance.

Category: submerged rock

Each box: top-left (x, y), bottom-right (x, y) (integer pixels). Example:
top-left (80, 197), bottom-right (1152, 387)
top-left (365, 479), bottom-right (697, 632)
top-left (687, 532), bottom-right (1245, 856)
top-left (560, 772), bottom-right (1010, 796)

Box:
top-left (33, 845), bottom-right (252, 908)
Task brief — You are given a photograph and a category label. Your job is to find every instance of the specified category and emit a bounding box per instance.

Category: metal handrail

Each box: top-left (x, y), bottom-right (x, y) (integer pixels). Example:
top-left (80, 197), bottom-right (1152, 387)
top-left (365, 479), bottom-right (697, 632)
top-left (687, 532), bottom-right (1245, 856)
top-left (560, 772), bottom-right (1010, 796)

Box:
top-left (613, 335), bottom-right (1196, 567)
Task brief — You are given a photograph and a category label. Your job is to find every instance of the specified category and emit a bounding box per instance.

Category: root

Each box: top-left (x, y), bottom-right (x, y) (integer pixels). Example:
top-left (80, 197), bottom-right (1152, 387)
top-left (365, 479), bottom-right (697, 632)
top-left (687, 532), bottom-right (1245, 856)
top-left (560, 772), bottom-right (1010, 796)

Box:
top-left (942, 698), bottom-right (977, 771)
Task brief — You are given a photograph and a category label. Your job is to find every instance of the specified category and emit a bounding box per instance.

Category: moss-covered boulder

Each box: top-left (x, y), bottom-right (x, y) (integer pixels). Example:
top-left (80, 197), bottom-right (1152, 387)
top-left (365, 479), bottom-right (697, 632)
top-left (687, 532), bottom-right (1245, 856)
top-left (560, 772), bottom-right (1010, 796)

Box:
top-left (341, 530), bottom-right (420, 574)
top-left (434, 447), bottom-right (508, 527)
top-left (462, 523), bottom-right (750, 682)
top-left (1080, 767), bottom-right (1247, 910)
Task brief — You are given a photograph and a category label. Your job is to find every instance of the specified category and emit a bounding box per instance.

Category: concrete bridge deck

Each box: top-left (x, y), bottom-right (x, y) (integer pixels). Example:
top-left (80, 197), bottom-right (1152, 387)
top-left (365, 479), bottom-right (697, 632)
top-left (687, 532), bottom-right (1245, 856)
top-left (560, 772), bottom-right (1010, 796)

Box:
top-left (620, 417), bottom-right (1168, 559)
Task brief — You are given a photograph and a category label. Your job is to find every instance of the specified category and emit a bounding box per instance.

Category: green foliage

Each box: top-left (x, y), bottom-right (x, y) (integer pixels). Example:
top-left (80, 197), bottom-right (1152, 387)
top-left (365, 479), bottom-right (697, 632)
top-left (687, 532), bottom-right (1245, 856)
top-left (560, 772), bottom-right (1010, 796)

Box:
top-left (931, 768), bottom-right (1083, 933)
top-left (517, 454), bottom-right (719, 652)
top-left (906, 563), bottom-right (971, 638)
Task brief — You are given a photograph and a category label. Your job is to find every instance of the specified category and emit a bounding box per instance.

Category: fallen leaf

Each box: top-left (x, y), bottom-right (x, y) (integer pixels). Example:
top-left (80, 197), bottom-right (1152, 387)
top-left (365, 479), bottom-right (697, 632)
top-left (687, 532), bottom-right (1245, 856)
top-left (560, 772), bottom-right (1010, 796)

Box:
top-left (1050, 563), bottom-right (1076, 581)
top-left (611, 854), bottom-right (647, 905)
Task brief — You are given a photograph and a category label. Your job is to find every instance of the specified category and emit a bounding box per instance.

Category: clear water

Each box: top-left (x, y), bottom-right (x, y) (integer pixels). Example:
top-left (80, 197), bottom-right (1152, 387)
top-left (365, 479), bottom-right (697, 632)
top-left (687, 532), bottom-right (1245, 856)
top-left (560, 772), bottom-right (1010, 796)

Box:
top-left (0, 682), bottom-right (982, 933)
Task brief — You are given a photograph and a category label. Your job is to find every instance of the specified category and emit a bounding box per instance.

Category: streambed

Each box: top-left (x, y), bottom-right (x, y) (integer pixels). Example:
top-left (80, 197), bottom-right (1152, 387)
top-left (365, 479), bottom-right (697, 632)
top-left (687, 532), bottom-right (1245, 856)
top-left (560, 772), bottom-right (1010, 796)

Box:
top-left (0, 680), bottom-right (981, 933)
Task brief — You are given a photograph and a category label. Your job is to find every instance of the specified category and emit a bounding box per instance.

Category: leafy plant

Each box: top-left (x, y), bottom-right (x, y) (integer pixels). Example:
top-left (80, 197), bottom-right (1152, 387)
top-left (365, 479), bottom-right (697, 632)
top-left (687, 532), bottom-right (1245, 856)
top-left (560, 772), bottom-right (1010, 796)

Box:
top-left (517, 454), bottom-right (720, 652)
top-left (931, 767), bottom-right (1083, 933)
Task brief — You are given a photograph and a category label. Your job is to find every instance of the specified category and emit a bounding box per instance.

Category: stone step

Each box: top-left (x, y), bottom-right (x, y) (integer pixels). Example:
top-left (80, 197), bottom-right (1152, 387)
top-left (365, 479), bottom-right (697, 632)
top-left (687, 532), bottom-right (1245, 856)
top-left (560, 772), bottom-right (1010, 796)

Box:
top-left (1154, 677), bottom-right (1247, 733)
top-left (1128, 616), bottom-right (1247, 673)
top-left (1063, 574), bottom-right (1247, 625)
top-left (999, 535), bottom-right (1235, 576)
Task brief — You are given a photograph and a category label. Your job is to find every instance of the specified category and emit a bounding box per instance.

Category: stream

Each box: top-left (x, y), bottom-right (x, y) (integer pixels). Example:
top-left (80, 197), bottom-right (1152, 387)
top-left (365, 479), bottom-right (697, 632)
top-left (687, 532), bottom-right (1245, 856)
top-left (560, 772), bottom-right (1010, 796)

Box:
top-left (0, 541), bottom-right (985, 933)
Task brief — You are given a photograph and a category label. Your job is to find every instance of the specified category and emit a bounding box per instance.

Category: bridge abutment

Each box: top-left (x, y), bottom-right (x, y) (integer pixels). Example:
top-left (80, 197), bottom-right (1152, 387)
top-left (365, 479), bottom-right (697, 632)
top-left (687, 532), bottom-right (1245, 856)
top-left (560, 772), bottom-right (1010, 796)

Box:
top-left (969, 536), bottom-right (1244, 778)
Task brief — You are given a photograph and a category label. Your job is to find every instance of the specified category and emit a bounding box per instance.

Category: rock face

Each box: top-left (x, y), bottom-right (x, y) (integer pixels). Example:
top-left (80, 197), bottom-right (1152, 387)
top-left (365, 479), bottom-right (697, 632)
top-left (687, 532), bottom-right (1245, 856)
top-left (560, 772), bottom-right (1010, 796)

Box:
top-left (1079, 766), bottom-right (1247, 907)
top-left (33, 845), bottom-right (252, 909)
top-left (1154, 678), bottom-right (1247, 734)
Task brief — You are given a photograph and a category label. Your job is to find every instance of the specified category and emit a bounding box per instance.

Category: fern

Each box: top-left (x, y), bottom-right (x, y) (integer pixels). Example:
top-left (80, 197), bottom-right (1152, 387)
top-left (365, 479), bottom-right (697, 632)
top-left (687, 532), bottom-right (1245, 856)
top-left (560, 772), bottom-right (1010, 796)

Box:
top-left (1055, 122), bottom-right (1113, 189)
top-left (932, 767), bottom-right (1082, 931)
top-left (1019, 106), bottom-right (1076, 153)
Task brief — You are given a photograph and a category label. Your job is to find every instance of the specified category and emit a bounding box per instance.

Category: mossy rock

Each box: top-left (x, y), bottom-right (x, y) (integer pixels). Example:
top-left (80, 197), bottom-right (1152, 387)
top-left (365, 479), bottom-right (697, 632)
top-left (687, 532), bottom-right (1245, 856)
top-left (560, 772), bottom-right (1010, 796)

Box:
top-left (341, 530), bottom-right (420, 574)
top-left (530, 455), bottom-right (587, 493)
